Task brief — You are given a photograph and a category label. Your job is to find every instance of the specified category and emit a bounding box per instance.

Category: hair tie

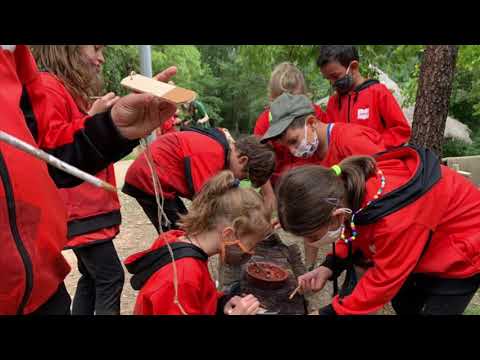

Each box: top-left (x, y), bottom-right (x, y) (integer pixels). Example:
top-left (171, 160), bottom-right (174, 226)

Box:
top-left (331, 165), bottom-right (342, 177)
top-left (232, 178), bottom-right (240, 188)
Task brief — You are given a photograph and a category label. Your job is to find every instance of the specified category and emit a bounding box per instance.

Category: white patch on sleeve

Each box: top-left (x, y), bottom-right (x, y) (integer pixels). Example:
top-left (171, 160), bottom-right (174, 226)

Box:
top-left (357, 108), bottom-right (370, 120)
top-left (1, 45), bottom-right (16, 52)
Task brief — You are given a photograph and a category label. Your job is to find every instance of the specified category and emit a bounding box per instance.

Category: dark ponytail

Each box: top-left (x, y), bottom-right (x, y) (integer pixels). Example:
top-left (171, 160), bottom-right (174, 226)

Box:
top-left (338, 156), bottom-right (377, 212)
top-left (276, 156), bottom-right (377, 236)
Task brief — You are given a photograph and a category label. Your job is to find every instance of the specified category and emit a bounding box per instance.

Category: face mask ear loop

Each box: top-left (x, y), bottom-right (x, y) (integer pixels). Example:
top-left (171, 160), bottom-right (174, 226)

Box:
top-left (332, 242), bottom-right (338, 296)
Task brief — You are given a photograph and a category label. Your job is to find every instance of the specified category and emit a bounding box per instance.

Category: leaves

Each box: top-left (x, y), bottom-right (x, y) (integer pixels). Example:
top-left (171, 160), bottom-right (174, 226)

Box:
top-left (101, 45), bottom-right (480, 156)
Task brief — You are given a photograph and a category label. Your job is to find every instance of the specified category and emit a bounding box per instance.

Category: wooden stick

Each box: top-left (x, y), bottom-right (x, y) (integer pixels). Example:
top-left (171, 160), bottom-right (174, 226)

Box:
top-left (0, 130), bottom-right (117, 193)
top-left (289, 285), bottom-right (302, 300)
top-left (89, 96), bottom-right (102, 100)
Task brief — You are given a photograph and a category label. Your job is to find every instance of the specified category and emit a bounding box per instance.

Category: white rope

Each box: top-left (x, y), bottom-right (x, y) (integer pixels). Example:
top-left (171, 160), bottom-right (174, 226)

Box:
top-left (140, 136), bottom-right (187, 315)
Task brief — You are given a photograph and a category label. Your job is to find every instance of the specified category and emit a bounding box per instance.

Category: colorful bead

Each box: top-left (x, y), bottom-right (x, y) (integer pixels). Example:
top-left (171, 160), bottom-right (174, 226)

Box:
top-left (341, 168), bottom-right (386, 243)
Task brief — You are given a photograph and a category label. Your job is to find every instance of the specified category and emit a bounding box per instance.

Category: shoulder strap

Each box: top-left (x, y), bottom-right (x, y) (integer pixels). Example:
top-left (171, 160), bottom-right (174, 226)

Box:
top-left (180, 126), bottom-right (230, 169)
top-left (181, 127), bottom-right (231, 198)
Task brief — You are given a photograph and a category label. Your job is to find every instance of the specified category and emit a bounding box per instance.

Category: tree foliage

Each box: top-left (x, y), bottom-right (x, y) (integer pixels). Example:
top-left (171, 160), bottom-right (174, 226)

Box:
top-left (102, 45), bottom-right (480, 156)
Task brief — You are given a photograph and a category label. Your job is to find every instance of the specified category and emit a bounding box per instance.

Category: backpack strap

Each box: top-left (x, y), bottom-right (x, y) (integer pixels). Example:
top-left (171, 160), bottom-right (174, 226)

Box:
top-left (127, 242), bottom-right (208, 290)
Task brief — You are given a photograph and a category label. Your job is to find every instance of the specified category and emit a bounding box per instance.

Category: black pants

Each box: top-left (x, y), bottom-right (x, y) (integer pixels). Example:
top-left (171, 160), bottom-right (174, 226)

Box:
top-left (392, 273), bottom-right (480, 315)
top-left (72, 240), bottom-right (125, 315)
top-left (30, 282), bottom-right (72, 315)
top-left (136, 194), bottom-right (188, 234)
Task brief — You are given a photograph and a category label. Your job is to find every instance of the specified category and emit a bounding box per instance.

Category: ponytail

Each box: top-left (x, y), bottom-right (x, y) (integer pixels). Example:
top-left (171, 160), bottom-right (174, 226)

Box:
top-left (276, 156), bottom-right (377, 236)
top-left (338, 156), bottom-right (377, 212)
top-left (179, 171), bottom-right (271, 243)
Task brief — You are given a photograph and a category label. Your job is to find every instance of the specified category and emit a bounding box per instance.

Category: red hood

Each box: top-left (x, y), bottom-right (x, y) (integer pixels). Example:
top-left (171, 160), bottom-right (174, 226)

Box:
top-left (124, 230), bottom-right (185, 266)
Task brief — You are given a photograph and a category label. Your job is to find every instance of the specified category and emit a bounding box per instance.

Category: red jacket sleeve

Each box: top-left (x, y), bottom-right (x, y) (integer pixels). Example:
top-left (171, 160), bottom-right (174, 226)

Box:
top-left (339, 126), bottom-right (386, 157)
top-left (377, 85), bottom-right (411, 148)
top-left (331, 223), bottom-right (431, 315)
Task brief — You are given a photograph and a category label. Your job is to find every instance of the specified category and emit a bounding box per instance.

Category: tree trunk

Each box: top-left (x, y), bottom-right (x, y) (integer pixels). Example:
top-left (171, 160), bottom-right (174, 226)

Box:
top-left (410, 45), bottom-right (459, 158)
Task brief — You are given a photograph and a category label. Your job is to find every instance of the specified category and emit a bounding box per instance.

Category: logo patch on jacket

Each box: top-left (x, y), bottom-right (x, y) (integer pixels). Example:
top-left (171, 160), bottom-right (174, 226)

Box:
top-left (357, 108), bottom-right (370, 120)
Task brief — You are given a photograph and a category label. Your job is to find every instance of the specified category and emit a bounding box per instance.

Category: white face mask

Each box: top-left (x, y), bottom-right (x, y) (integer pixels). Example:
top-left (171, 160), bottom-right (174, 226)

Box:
top-left (307, 225), bottom-right (343, 248)
top-left (292, 123), bottom-right (319, 158)
top-left (305, 208), bottom-right (352, 248)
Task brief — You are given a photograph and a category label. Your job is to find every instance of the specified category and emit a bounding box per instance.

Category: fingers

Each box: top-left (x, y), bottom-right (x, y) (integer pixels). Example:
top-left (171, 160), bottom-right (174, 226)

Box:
top-left (245, 300), bottom-right (260, 315)
top-left (102, 92), bottom-right (116, 101)
top-left (238, 295), bottom-right (260, 315)
top-left (225, 294), bottom-right (260, 315)
top-left (153, 66), bottom-right (177, 82)
top-left (106, 96), bottom-right (120, 108)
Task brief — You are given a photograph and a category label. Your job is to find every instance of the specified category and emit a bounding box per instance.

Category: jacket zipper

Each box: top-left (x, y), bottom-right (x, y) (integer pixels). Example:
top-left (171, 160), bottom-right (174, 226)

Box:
top-left (0, 149), bottom-right (34, 314)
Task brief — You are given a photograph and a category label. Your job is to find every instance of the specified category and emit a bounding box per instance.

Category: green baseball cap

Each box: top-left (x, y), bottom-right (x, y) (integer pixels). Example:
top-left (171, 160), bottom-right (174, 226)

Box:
top-left (260, 93), bottom-right (314, 143)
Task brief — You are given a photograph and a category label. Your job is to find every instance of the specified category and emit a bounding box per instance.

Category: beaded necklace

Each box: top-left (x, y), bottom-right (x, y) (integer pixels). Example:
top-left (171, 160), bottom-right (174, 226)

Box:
top-left (340, 168), bottom-right (386, 243)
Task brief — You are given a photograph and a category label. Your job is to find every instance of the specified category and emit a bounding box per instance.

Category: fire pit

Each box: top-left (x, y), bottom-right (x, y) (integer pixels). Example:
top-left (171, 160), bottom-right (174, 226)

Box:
top-left (246, 261), bottom-right (289, 290)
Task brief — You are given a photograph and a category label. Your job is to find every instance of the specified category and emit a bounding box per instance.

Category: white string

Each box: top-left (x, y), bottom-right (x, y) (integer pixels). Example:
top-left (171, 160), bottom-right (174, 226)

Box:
top-left (140, 136), bottom-right (187, 315)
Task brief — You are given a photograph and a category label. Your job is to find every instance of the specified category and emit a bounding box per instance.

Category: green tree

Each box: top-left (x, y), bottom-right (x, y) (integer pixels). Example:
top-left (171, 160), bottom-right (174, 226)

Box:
top-left (103, 45), bottom-right (139, 96)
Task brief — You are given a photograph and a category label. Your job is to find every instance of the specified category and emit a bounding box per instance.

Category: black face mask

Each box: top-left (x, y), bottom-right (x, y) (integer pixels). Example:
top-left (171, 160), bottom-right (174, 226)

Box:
top-left (333, 65), bottom-right (353, 95)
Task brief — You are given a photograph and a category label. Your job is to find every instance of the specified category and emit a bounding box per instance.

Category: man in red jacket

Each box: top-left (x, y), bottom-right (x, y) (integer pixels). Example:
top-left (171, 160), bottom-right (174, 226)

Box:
top-left (0, 45), bottom-right (176, 315)
top-left (317, 45), bottom-right (411, 149)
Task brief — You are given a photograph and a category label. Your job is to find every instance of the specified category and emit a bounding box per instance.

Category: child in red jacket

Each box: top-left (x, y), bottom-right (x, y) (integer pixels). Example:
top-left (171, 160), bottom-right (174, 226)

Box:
top-left (31, 45), bottom-right (125, 315)
top-left (123, 130), bottom-right (275, 233)
top-left (125, 170), bottom-right (271, 315)
top-left (317, 45), bottom-right (411, 149)
top-left (277, 147), bottom-right (480, 315)
top-left (261, 93), bottom-right (386, 269)
top-left (254, 62), bottom-right (327, 213)
top-left (2, 45), bottom-right (176, 315)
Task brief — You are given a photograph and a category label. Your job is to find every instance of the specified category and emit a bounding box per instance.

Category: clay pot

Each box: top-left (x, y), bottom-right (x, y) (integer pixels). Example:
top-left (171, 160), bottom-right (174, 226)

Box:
top-left (246, 261), bottom-right (289, 290)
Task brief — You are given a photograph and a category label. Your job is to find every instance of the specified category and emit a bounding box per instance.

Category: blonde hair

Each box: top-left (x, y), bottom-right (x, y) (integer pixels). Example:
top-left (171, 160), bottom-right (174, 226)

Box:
top-left (179, 171), bottom-right (272, 249)
top-left (269, 62), bottom-right (307, 101)
top-left (30, 45), bottom-right (104, 112)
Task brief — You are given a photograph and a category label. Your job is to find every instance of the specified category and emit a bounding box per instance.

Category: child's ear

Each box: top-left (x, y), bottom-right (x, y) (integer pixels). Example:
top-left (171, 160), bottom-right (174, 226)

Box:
top-left (221, 226), bottom-right (236, 240)
top-left (332, 209), bottom-right (347, 224)
top-left (350, 60), bottom-right (360, 71)
top-left (239, 155), bottom-right (248, 167)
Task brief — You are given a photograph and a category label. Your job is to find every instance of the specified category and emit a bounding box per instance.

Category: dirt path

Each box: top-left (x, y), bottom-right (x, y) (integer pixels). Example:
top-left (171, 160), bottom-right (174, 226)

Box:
top-left (62, 160), bottom-right (479, 315)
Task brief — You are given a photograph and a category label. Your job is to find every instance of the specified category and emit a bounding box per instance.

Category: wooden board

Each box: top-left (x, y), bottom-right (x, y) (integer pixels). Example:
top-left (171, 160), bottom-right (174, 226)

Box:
top-left (120, 74), bottom-right (197, 105)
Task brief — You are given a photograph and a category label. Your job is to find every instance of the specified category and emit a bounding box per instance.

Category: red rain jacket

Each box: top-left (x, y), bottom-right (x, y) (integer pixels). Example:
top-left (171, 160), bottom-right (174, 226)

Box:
top-left (326, 80), bottom-right (411, 149)
top-left (125, 230), bottom-right (224, 315)
top-left (123, 129), bottom-right (229, 201)
top-left (0, 45), bottom-right (137, 314)
top-left (38, 73), bottom-right (121, 249)
top-left (325, 146), bottom-right (480, 315)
